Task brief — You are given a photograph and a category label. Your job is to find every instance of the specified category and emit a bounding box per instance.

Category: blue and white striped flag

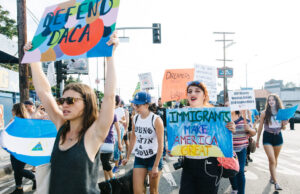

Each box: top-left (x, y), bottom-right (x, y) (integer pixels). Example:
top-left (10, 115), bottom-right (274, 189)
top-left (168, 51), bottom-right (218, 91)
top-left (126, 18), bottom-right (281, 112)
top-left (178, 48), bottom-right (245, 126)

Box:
top-left (0, 117), bottom-right (57, 166)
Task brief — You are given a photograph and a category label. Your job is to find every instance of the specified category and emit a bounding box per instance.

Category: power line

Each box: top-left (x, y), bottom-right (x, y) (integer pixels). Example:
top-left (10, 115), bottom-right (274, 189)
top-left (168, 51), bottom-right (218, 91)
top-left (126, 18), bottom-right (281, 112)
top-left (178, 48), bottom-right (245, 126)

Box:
top-left (26, 7), bottom-right (39, 25)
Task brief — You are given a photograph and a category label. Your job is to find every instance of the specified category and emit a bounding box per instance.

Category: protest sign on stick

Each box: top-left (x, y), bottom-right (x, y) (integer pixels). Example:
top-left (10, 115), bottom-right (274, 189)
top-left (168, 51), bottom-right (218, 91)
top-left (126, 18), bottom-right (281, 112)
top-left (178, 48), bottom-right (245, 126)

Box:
top-left (194, 64), bottom-right (217, 102)
top-left (228, 89), bottom-right (256, 111)
top-left (22, 0), bottom-right (120, 63)
top-left (161, 69), bottom-right (194, 103)
top-left (167, 107), bottom-right (233, 158)
top-left (139, 72), bottom-right (154, 90)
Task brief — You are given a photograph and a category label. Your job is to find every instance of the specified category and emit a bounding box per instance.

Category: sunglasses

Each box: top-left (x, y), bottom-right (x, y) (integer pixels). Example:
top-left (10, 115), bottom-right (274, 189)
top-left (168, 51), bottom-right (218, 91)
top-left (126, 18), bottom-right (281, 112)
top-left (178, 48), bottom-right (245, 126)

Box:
top-left (57, 97), bottom-right (84, 105)
top-left (187, 80), bottom-right (202, 86)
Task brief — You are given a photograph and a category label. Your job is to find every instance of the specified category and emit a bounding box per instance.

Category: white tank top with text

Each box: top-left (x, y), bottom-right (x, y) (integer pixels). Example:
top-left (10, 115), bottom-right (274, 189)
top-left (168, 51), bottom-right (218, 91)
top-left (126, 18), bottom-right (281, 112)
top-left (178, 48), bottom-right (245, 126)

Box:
top-left (134, 112), bottom-right (159, 159)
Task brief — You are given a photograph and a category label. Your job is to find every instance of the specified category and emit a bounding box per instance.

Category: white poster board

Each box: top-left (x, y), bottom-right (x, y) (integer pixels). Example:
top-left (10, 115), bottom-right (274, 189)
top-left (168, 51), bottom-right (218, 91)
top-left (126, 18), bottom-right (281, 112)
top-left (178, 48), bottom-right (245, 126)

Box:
top-left (138, 72), bottom-right (154, 90)
top-left (194, 64), bottom-right (217, 102)
top-left (228, 89), bottom-right (256, 111)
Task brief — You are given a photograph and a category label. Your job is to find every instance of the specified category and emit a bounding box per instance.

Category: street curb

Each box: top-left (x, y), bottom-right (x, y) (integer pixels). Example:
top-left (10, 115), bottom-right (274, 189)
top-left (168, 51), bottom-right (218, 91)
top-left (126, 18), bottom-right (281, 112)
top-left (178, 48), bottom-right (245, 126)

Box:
top-left (0, 164), bottom-right (12, 178)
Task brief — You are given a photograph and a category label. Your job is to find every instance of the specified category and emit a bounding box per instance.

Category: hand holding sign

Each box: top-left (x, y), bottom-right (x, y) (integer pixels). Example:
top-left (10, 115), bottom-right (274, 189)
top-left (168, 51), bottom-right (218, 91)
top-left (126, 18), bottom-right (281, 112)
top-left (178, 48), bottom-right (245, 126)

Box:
top-left (22, 0), bottom-right (120, 63)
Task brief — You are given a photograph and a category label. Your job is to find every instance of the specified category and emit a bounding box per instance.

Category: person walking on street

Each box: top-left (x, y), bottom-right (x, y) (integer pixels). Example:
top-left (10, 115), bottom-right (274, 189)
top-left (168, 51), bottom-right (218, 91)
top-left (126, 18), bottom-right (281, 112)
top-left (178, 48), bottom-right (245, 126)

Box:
top-left (156, 98), bottom-right (167, 160)
top-left (256, 94), bottom-right (289, 191)
top-left (112, 96), bottom-right (126, 173)
top-left (229, 110), bottom-right (256, 194)
top-left (100, 113), bottom-right (122, 181)
top-left (179, 81), bottom-right (236, 194)
top-left (123, 91), bottom-right (164, 194)
top-left (10, 103), bottom-right (36, 194)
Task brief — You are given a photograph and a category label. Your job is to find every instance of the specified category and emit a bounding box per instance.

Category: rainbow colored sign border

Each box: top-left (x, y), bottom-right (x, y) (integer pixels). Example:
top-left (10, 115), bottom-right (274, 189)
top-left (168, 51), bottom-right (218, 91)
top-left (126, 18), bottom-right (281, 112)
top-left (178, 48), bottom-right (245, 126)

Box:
top-left (22, 0), bottom-right (120, 63)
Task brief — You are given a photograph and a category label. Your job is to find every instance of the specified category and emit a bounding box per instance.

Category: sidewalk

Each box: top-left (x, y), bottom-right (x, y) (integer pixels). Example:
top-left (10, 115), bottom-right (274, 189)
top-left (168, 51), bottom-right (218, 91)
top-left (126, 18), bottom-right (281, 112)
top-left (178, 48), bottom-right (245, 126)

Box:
top-left (0, 148), bottom-right (12, 178)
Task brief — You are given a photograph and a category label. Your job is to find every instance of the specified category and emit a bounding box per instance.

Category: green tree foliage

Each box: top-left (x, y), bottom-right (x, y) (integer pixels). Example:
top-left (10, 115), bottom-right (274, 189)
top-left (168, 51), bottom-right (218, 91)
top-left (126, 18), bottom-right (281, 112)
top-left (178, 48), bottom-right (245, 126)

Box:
top-left (0, 63), bottom-right (18, 71)
top-left (0, 5), bottom-right (17, 39)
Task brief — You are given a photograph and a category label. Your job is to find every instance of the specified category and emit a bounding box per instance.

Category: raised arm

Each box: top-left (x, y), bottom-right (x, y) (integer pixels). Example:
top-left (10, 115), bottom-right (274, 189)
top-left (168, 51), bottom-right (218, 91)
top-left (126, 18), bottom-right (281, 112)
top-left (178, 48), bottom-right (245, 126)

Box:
top-left (24, 44), bottom-right (65, 129)
top-left (87, 32), bottom-right (118, 149)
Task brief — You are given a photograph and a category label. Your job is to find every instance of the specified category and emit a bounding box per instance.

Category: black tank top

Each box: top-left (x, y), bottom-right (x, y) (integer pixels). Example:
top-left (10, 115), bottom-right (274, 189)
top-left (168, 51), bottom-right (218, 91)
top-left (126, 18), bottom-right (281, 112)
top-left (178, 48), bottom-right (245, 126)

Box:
top-left (49, 126), bottom-right (100, 194)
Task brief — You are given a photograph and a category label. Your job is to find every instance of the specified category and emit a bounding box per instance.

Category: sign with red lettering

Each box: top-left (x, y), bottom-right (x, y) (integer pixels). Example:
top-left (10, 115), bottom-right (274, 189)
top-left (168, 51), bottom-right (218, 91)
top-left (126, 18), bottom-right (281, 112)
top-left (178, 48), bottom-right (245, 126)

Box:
top-left (167, 107), bottom-right (233, 157)
top-left (22, 0), bottom-right (120, 63)
top-left (161, 69), bottom-right (194, 103)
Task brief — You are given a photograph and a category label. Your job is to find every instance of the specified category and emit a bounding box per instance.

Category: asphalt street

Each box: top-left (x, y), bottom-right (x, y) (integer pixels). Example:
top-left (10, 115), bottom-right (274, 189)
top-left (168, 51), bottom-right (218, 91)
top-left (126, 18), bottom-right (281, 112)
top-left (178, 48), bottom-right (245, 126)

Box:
top-left (0, 124), bottom-right (299, 194)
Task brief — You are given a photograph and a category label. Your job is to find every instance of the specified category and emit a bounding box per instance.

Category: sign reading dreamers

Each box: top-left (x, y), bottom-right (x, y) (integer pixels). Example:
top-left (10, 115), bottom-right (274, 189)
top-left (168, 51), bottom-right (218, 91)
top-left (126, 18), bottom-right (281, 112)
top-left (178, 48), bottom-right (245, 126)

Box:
top-left (22, 0), bottom-right (120, 63)
top-left (167, 107), bottom-right (233, 158)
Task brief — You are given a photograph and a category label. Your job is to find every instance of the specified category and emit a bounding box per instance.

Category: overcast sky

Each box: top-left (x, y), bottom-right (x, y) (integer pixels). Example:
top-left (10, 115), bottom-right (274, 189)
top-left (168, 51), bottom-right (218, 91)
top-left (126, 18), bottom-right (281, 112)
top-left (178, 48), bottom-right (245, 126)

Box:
top-left (1, 0), bottom-right (300, 103)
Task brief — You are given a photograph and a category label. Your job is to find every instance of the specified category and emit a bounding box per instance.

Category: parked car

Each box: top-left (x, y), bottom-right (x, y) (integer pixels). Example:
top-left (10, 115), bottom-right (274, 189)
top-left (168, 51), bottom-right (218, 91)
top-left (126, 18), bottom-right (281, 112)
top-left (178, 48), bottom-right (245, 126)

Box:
top-left (289, 110), bottom-right (300, 130)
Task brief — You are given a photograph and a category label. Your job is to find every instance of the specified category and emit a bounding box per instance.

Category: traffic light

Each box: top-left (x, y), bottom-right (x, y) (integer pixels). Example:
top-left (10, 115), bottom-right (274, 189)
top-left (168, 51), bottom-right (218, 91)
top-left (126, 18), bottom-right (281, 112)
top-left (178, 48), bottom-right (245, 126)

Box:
top-left (56, 61), bottom-right (68, 84)
top-left (152, 23), bottom-right (161, 44)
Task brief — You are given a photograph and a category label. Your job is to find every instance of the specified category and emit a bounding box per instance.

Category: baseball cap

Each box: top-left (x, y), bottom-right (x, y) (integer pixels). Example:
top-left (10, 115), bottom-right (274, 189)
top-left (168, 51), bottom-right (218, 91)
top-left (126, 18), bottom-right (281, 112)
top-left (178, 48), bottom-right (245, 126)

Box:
top-left (24, 100), bottom-right (34, 106)
top-left (131, 91), bottom-right (151, 105)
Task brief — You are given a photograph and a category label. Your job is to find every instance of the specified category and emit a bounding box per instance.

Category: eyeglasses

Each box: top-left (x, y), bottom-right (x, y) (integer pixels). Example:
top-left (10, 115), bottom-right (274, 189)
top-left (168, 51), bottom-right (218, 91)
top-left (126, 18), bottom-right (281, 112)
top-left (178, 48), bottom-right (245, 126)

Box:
top-left (187, 80), bottom-right (202, 86)
top-left (57, 97), bottom-right (84, 105)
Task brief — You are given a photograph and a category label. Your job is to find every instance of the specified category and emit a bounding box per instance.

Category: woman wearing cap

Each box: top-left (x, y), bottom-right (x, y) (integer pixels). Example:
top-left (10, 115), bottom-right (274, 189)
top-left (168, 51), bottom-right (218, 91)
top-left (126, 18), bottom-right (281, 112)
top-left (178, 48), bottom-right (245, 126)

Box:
top-left (256, 94), bottom-right (288, 191)
top-left (122, 91), bottom-right (164, 194)
top-left (23, 33), bottom-right (118, 194)
top-left (179, 81), bottom-right (236, 194)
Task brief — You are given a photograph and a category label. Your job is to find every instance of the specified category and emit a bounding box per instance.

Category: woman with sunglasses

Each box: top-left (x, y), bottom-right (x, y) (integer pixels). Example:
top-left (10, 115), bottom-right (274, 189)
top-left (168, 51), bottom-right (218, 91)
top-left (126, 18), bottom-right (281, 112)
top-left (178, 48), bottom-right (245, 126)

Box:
top-left (256, 94), bottom-right (288, 191)
top-left (179, 81), bottom-right (236, 194)
top-left (122, 91), bottom-right (164, 194)
top-left (23, 33), bottom-right (118, 194)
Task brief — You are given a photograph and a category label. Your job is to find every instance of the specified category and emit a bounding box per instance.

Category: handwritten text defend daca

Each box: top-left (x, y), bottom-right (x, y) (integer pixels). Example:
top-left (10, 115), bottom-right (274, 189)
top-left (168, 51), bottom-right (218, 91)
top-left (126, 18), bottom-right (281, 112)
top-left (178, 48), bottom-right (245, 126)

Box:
top-left (43, 0), bottom-right (110, 46)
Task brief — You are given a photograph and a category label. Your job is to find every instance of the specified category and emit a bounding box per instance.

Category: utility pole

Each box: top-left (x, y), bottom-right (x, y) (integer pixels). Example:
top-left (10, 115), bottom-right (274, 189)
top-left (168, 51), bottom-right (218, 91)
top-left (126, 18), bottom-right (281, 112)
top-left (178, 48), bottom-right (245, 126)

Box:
top-left (17, 0), bottom-right (29, 102)
top-left (214, 32), bottom-right (235, 103)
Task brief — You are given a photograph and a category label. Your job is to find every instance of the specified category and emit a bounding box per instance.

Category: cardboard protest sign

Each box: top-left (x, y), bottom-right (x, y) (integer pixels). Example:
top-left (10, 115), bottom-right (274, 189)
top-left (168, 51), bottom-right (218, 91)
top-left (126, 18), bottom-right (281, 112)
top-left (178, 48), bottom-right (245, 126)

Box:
top-left (22, 0), bottom-right (120, 63)
top-left (167, 107), bottom-right (233, 158)
top-left (194, 64), bottom-right (217, 102)
top-left (161, 69), bottom-right (194, 103)
top-left (276, 105), bottom-right (298, 120)
top-left (228, 89), bottom-right (256, 111)
top-left (138, 72), bottom-right (154, 90)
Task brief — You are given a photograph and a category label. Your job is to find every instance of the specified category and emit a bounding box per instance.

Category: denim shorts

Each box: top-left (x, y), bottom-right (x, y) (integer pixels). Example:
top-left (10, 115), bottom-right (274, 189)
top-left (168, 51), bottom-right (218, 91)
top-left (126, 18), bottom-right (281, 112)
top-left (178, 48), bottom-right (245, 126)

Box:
top-left (134, 154), bottom-right (163, 171)
top-left (263, 131), bottom-right (283, 146)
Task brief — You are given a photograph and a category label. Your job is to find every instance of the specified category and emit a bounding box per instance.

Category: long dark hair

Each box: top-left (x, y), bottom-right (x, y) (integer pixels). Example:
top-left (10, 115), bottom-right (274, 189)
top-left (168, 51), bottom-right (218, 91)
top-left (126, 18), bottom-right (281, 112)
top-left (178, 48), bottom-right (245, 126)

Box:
top-left (12, 103), bottom-right (30, 119)
top-left (61, 83), bottom-right (98, 144)
top-left (264, 94), bottom-right (283, 125)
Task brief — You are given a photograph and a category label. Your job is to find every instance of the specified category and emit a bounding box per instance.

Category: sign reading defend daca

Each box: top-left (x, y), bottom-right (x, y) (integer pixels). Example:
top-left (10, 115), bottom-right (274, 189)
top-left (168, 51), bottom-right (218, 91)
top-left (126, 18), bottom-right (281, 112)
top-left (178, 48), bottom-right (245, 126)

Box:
top-left (22, 0), bottom-right (120, 63)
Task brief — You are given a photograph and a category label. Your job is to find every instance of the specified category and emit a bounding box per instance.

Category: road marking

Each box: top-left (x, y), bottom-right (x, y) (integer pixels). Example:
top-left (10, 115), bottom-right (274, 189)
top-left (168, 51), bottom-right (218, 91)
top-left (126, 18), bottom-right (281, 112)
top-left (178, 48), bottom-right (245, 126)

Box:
top-left (0, 179), bottom-right (14, 188)
top-left (162, 163), bottom-right (177, 187)
top-left (162, 173), bottom-right (177, 187)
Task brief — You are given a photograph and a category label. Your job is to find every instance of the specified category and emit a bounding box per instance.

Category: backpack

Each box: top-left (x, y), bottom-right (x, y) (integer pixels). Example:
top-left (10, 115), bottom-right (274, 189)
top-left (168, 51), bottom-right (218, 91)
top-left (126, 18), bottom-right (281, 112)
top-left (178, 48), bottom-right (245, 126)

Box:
top-left (217, 152), bottom-right (240, 178)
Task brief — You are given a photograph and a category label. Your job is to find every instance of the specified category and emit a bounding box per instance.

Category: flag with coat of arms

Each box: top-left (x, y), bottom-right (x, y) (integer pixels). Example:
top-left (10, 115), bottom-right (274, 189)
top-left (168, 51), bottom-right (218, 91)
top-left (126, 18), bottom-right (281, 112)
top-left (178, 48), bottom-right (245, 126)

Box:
top-left (0, 117), bottom-right (57, 166)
